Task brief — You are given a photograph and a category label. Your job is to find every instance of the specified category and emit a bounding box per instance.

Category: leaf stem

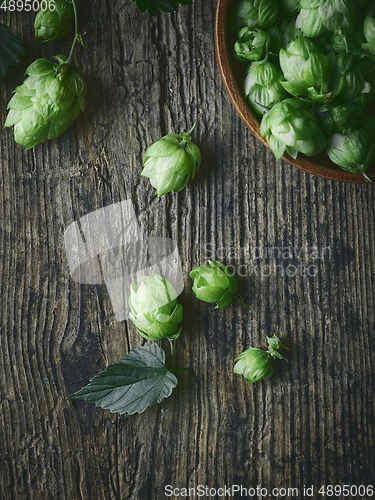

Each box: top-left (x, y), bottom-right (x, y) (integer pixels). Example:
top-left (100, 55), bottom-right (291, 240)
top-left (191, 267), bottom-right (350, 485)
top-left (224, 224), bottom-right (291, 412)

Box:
top-left (66, 0), bottom-right (79, 66)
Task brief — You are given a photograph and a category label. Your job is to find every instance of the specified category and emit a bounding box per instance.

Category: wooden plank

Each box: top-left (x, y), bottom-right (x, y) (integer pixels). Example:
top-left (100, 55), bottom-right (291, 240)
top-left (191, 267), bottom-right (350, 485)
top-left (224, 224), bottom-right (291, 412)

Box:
top-left (0, 1), bottom-right (374, 498)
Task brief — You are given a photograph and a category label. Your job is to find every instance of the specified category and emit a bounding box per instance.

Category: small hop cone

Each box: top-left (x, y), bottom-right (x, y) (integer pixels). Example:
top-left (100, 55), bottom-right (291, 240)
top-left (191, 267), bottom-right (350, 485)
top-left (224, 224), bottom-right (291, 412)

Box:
top-left (189, 260), bottom-right (238, 309)
top-left (4, 56), bottom-right (87, 150)
top-left (141, 123), bottom-right (201, 196)
top-left (34, 0), bottom-right (74, 43)
top-left (234, 335), bottom-right (288, 383)
top-left (129, 274), bottom-right (183, 344)
top-left (234, 348), bottom-right (274, 383)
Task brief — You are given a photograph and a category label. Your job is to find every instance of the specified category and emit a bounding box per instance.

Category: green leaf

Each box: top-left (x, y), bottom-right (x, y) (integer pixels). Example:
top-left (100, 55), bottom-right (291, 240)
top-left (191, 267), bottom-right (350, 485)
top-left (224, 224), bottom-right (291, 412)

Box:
top-left (132, 0), bottom-right (192, 15)
top-left (0, 24), bottom-right (25, 78)
top-left (67, 343), bottom-right (178, 415)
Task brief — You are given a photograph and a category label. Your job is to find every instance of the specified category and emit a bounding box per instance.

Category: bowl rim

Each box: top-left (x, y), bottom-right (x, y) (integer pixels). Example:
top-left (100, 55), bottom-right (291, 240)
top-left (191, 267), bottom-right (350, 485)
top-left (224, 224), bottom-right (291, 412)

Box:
top-left (214, 0), bottom-right (375, 184)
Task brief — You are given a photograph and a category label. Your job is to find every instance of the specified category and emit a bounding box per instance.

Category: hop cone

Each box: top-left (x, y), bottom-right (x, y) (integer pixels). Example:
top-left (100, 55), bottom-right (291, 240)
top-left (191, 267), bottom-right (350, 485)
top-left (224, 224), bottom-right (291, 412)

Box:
top-left (243, 59), bottom-right (288, 119)
top-left (229, 0), bottom-right (279, 33)
top-left (34, 0), bottom-right (74, 43)
top-left (129, 274), bottom-right (183, 343)
top-left (260, 98), bottom-right (327, 161)
top-left (234, 348), bottom-right (274, 383)
top-left (4, 56), bottom-right (86, 150)
top-left (329, 53), bottom-right (375, 106)
top-left (189, 260), bottom-right (238, 309)
top-left (279, 37), bottom-right (335, 102)
top-left (314, 102), bottom-right (364, 135)
top-left (233, 28), bottom-right (270, 62)
top-left (141, 124), bottom-right (201, 196)
top-left (279, 0), bottom-right (299, 19)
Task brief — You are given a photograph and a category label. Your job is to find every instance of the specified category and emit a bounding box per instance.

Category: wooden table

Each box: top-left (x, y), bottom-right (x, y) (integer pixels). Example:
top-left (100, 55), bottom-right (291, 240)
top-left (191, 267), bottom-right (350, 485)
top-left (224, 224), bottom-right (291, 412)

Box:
top-left (1, 2), bottom-right (374, 498)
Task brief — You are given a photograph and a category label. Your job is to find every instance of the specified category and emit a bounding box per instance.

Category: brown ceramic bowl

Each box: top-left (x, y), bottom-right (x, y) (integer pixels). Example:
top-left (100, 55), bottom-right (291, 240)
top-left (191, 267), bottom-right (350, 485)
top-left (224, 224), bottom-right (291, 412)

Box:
top-left (215, 0), bottom-right (375, 183)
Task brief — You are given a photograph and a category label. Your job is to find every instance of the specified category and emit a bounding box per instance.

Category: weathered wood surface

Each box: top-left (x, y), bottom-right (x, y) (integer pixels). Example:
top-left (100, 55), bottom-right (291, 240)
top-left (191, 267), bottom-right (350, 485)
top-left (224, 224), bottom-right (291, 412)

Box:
top-left (0, 1), bottom-right (374, 499)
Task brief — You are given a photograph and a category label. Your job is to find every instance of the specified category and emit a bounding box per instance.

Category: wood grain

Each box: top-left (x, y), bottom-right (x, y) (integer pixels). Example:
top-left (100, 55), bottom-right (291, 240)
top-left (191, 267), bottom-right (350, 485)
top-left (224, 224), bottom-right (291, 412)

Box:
top-left (0, 1), bottom-right (374, 499)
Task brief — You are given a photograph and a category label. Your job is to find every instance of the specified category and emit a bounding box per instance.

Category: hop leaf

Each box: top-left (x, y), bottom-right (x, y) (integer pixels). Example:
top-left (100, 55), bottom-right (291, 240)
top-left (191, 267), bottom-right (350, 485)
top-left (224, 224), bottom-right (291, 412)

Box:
top-left (68, 343), bottom-right (178, 415)
top-left (132, 0), bottom-right (192, 16)
top-left (0, 24), bottom-right (25, 78)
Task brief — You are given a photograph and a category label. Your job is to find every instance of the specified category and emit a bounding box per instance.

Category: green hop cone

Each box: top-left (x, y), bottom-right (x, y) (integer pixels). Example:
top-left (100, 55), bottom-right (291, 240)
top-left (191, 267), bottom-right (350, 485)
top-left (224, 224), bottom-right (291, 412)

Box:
top-left (362, 12), bottom-right (375, 60)
top-left (264, 23), bottom-right (284, 53)
top-left (189, 260), bottom-right (238, 309)
top-left (260, 98), bottom-right (327, 161)
top-left (234, 348), bottom-right (273, 383)
top-left (228, 0), bottom-right (279, 33)
top-left (329, 53), bottom-right (375, 106)
top-left (234, 335), bottom-right (288, 383)
top-left (326, 25), bottom-right (366, 56)
top-left (279, 37), bottom-right (335, 102)
top-left (129, 274), bottom-right (183, 346)
top-left (338, 113), bottom-right (375, 138)
top-left (276, 18), bottom-right (301, 50)
top-left (4, 56), bottom-right (87, 150)
top-left (297, 0), bottom-right (355, 38)
top-left (244, 59), bottom-right (289, 119)
top-left (233, 28), bottom-right (270, 62)
top-left (326, 129), bottom-right (375, 181)
top-left (34, 0), bottom-right (74, 43)
top-left (141, 123), bottom-right (201, 196)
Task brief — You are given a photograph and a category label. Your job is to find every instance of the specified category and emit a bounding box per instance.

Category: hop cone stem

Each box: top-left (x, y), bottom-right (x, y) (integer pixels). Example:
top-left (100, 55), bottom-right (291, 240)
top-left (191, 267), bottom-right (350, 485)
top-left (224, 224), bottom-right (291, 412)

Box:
top-left (235, 295), bottom-right (250, 310)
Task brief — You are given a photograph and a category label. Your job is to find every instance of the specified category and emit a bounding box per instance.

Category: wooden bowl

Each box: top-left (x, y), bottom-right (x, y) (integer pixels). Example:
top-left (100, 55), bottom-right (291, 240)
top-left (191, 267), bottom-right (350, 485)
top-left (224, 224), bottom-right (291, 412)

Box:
top-left (215, 0), bottom-right (375, 183)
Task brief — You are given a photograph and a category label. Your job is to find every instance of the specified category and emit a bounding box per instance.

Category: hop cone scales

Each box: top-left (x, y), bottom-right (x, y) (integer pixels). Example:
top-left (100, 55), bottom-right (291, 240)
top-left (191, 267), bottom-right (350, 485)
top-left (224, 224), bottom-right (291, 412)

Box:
top-left (4, 56), bottom-right (87, 150)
